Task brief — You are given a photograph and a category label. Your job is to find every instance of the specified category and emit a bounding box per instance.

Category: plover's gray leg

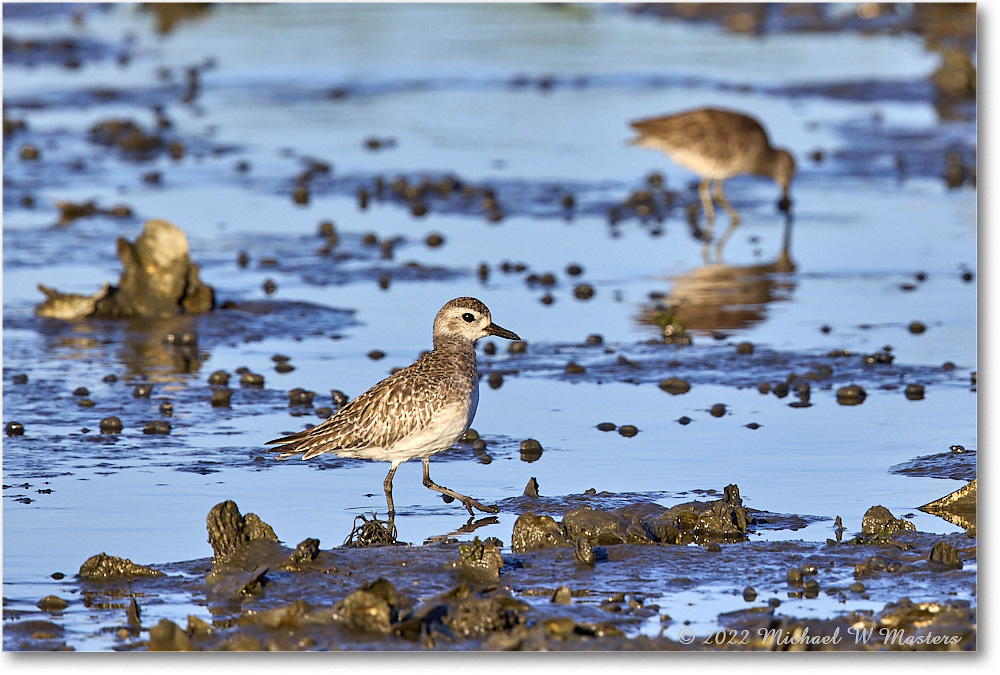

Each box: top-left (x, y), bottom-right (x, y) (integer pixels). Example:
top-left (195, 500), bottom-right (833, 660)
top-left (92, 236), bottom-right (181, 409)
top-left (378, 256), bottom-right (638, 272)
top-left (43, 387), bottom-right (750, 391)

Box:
top-left (421, 457), bottom-right (498, 515)
top-left (383, 460), bottom-right (402, 516)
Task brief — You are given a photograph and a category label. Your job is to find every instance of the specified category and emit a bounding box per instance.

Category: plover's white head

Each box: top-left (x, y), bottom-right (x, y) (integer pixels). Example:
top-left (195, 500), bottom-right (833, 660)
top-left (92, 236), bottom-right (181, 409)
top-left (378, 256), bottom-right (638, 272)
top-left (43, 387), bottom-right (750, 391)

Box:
top-left (432, 297), bottom-right (520, 344)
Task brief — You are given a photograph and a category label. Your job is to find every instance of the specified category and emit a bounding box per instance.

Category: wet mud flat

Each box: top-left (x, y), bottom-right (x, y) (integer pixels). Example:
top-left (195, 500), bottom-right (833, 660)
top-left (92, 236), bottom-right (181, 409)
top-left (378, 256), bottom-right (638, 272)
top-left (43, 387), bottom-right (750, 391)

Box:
top-left (4, 492), bottom-right (974, 652)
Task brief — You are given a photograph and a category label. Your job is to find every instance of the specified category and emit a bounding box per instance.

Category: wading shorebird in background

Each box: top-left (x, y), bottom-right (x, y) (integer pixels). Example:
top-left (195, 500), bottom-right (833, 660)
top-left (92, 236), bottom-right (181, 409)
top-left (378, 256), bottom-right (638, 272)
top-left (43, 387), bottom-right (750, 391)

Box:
top-left (268, 297), bottom-right (520, 517)
top-left (629, 107), bottom-right (795, 226)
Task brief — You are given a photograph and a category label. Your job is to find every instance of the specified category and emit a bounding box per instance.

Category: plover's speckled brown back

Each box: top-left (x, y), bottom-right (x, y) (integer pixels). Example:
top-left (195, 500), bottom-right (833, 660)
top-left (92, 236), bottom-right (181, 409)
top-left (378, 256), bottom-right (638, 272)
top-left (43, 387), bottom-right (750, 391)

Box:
top-left (267, 297), bottom-right (519, 516)
top-left (630, 107), bottom-right (795, 224)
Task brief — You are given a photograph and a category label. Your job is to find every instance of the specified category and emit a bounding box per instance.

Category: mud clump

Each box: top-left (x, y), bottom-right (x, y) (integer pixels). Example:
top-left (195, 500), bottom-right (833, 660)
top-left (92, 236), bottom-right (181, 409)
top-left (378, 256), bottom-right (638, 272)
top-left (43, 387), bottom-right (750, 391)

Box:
top-left (511, 513), bottom-right (571, 552)
top-left (78, 553), bottom-right (164, 580)
top-left (861, 505), bottom-right (915, 537)
top-left (206, 500), bottom-right (280, 564)
top-left (447, 537), bottom-right (504, 584)
top-left (333, 578), bottom-right (407, 634)
top-left (928, 541), bottom-right (963, 570)
top-left (511, 484), bottom-right (752, 553)
top-left (35, 220), bottom-right (214, 320)
top-left (148, 619), bottom-right (196, 651)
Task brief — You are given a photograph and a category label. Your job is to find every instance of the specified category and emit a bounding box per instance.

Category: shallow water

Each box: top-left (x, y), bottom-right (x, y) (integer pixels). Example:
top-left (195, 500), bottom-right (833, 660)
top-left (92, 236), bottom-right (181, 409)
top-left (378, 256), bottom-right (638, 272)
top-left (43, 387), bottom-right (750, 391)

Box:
top-left (2, 3), bottom-right (976, 650)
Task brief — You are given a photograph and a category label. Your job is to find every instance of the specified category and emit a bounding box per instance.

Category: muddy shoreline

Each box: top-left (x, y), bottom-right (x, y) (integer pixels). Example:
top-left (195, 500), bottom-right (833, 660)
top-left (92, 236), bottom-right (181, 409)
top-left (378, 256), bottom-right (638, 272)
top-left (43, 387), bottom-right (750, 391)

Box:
top-left (5, 491), bottom-right (974, 651)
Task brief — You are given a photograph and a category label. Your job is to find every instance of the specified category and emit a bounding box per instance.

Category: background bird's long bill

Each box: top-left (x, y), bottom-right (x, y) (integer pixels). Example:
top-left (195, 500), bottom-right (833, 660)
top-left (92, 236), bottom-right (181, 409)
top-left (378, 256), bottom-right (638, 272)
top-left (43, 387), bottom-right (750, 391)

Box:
top-left (486, 323), bottom-right (520, 340)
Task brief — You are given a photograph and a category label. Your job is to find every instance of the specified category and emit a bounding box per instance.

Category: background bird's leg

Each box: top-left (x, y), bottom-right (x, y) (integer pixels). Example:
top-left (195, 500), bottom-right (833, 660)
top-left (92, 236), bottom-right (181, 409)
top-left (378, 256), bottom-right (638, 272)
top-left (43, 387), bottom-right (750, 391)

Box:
top-left (713, 180), bottom-right (740, 225)
top-left (698, 177), bottom-right (716, 235)
top-left (421, 457), bottom-right (499, 515)
top-left (383, 461), bottom-right (400, 516)
top-left (714, 220), bottom-right (739, 262)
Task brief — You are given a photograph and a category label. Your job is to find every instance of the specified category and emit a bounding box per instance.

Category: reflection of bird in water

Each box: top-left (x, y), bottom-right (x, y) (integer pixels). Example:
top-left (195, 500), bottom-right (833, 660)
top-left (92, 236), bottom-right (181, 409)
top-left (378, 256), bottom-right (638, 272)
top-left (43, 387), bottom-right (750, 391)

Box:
top-left (629, 108), bottom-right (795, 228)
top-left (640, 215), bottom-right (796, 335)
top-left (268, 297), bottom-right (520, 519)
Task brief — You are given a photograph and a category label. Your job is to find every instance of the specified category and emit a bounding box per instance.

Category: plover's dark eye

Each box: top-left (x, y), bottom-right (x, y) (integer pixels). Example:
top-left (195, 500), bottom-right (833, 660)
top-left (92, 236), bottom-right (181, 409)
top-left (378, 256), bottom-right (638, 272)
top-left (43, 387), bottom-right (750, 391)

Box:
top-left (462, 312), bottom-right (475, 322)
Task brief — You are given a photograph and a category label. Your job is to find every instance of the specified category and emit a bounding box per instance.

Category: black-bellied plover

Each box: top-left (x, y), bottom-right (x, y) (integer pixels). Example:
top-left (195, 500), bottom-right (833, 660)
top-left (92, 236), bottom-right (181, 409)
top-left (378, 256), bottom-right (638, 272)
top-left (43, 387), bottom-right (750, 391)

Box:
top-left (268, 297), bottom-right (520, 516)
top-left (629, 107), bottom-right (795, 224)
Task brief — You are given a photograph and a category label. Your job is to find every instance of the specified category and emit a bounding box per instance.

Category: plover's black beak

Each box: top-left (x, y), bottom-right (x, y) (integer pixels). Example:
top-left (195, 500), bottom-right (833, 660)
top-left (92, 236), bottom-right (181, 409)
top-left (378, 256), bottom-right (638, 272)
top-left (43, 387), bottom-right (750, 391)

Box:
top-left (486, 323), bottom-right (520, 340)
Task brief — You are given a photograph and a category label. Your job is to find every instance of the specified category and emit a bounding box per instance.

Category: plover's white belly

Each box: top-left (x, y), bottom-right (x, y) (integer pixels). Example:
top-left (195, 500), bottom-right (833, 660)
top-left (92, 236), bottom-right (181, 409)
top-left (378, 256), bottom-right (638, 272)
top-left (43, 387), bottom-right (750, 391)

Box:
top-left (342, 391), bottom-right (477, 464)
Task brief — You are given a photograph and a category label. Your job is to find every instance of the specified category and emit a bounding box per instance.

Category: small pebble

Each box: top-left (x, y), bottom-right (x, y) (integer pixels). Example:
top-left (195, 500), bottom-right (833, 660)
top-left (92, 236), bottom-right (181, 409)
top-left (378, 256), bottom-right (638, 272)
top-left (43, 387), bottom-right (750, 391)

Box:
top-left (425, 233), bottom-right (444, 247)
top-left (574, 538), bottom-right (596, 566)
top-left (742, 587), bottom-right (757, 602)
top-left (211, 388), bottom-right (233, 407)
top-left (904, 384), bottom-right (925, 400)
top-left (704, 542), bottom-right (721, 553)
top-left (566, 264), bottom-right (584, 276)
top-left (709, 403), bottom-right (726, 417)
top-left (12, 374), bottom-right (28, 385)
top-left (735, 341), bottom-right (754, 354)
top-left (77, 398), bottom-right (95, 408)
top-left (142, 420), bottom-right (171, 435)
top-left (786, 568), bottom-right (803, 585)
top-left (159, 401), bottom-right (173, 416)
top-left (520, 438), bottom-right (543, 463)
top-left (36, 595), bottom-right (68, 611)
top-left (573, 284), bottom-right (595, 300)
top-left (20, 144), bottom-right (40, 160)
top-left (99, 416), bottom-right (123, 434)
top-left (508, 341), bottom-right (527, 354)
top-left (315, 406), bottom-right (333, 418)
top-left (949, 445), bottom-right (965, 454)
top-left (585, 333), bottom-right (603, 345)
top-left (6, 421), bottom-right (25, 436)
top-left (239, 372), bottom-right (264, 388)
top-left (565, 362), bottom-right (585, 374)
top-left (908, 321), bottom-right (927, 334)
top-left (263, 279), bottom-right (277, 295)
top-left (618, 425), bottom-right (638, 438)
top-left (524, 477), bottom-right (540, 498)
top-left (836, 384), bottom-right (867, 405)
top-left (133, 384), bottom-right (153, 398)
top-left (331, 390), bottom-right (349, 407)
top-left (677, 416), bottom-right (692, 425)
top-left (551, 585), bottom-right (572, 604)
top-left (658, 377), bottom-right (690, 395)
top-left (73, 387), bottom-right (90, 396)
top-left (208, 370), bottom-right (230, 386)
top-left (596, 422), bottom-right (616, 432)
top-left (288, 388), bottom-right (315, 406)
